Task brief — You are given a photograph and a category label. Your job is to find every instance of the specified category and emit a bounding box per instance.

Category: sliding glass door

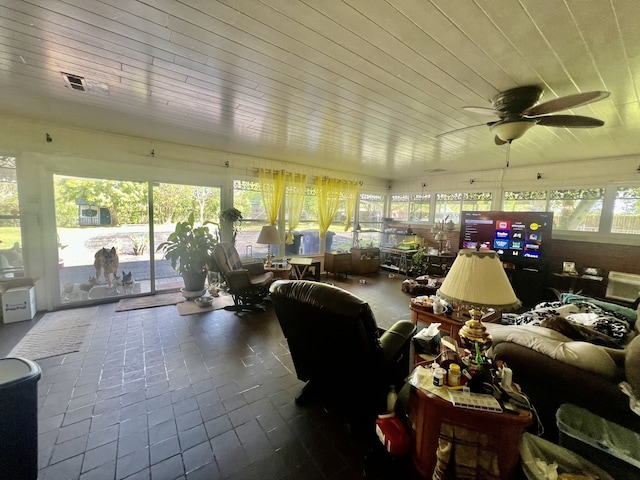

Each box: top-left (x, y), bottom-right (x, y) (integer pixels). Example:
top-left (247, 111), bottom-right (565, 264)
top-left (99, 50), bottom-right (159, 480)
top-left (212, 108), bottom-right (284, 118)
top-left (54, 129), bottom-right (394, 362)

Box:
top-left (152, 182), bottom-right (221, 292)
top-left (54, 175), bottom-right (221, 305)
top-left (55, 175), bottom-right (152, 304)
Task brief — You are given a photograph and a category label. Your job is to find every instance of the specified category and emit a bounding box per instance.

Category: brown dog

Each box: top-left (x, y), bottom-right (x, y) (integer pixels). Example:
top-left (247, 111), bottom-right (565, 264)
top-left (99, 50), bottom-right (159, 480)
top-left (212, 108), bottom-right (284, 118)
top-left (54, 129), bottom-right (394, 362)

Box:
top-left (94, 247), bottom-right (119, 287)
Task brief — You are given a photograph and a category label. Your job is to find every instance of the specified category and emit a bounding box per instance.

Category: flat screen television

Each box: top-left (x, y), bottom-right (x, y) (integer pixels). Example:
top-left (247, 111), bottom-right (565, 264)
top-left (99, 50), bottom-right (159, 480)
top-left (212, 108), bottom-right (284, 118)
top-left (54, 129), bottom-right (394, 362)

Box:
top-left (458, 211), bottom-right (554, 267)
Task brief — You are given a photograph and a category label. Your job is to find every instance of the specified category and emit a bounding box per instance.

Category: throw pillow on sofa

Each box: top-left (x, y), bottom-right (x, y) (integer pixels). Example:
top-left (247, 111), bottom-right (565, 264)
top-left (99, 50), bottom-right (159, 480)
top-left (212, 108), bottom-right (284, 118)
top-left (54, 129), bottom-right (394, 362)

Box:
top-left (540, 316), bottom-right (623, 349)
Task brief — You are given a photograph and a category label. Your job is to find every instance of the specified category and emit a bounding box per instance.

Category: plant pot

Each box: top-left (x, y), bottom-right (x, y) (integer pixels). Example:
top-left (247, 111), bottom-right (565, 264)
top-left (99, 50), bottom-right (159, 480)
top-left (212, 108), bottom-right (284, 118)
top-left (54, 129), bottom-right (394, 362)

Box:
top-left (181, 272), bottom-right (207, 292)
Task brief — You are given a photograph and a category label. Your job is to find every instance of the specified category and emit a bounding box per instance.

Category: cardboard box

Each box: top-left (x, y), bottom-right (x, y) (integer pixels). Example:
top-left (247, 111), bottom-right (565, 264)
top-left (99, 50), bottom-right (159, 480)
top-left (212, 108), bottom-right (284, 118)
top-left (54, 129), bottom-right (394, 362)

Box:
top-left (2, 286), bottom-right (36, 323)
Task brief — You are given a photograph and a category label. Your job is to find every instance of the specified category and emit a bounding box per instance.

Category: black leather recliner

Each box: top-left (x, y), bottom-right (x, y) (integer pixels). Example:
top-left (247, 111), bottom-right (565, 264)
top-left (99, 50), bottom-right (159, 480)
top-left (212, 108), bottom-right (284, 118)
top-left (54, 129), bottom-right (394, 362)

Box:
top-left (269, 280), bottom-right (416, 420)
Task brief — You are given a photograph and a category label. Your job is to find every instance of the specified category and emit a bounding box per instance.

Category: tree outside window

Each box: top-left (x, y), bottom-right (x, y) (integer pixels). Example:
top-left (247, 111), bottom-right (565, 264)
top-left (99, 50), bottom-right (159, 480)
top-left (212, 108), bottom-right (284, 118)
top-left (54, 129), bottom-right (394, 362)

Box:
top-left (549, 188), bottom-right (604, 231)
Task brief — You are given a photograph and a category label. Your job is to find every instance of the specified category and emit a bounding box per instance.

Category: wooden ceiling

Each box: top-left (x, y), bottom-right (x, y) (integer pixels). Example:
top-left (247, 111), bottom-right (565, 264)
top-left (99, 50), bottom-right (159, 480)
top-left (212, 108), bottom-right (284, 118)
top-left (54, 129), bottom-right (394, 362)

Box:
top-left (1, 1), bottom-right (639, 180)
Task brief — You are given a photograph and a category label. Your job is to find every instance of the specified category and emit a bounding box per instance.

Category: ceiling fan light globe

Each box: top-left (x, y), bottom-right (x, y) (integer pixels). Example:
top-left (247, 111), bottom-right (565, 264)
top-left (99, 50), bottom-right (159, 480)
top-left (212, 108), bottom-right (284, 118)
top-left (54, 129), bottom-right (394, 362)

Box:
top-left (490, 120), bottom-right (536, 141)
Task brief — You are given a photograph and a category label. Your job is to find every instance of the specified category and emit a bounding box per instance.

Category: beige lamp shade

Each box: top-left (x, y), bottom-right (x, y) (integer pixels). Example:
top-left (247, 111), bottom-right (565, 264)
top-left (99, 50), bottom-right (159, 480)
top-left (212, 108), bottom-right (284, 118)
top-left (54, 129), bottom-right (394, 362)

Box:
top-left (437, 249), bottom-right (521, 350)
top-left (256, 225), bottom-right (280, 245)
top-left (437, 249), bottom-right (521, 310)
top-left (256, 225), bottom-right (280, 266)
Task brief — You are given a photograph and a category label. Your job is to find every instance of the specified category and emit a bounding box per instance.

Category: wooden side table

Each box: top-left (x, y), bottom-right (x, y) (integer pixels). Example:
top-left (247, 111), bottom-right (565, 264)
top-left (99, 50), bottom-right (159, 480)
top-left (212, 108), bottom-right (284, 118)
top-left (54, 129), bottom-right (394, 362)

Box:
top-left (263, 264), bottom-right (292, 280)
top-left (410, 304), bottom-right (501, 343)
top-left (407, 385), bottom-right (532, 479)
top-left (324, 252), bottom-right (351, 278)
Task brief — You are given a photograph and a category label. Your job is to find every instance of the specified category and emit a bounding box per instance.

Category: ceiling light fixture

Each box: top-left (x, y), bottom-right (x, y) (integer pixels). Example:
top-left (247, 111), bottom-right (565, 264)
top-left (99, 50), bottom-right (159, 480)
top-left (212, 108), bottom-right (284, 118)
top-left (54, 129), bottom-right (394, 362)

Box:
top-left (489, 120), bottom-right (537, 142)
top-left (490, 120), bottom-right (537, 167)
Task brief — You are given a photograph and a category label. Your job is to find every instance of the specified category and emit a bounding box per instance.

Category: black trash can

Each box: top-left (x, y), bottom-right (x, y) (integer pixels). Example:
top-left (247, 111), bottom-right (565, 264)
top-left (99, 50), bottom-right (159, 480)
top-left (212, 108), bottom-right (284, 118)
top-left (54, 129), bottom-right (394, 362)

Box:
top-left (0, 357), bottom-right (42, 480)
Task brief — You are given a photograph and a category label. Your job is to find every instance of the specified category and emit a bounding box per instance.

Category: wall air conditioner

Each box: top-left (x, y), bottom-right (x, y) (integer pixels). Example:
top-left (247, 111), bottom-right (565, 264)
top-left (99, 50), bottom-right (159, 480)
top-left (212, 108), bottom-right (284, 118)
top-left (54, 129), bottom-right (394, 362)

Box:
top-left (606, 271), bottom-right (640, 303)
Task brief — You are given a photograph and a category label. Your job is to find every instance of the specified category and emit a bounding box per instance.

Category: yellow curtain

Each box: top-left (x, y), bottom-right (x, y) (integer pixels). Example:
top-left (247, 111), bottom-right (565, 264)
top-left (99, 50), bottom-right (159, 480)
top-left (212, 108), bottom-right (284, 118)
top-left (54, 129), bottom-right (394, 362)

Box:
top-left (315, 177), bottom-right (342, 239)
top-left (342, 180), bottom-right (359, 231)
top-left (259, 169), bottom-right (285, 226)
top-left (286, 173), bottom-right (307, 244)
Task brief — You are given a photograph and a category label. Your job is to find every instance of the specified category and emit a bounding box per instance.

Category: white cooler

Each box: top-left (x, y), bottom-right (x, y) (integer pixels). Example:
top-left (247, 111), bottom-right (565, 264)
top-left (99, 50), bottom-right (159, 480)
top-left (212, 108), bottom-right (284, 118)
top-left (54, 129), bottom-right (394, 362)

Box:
top-left (2, 286), bottom-right (36, 323)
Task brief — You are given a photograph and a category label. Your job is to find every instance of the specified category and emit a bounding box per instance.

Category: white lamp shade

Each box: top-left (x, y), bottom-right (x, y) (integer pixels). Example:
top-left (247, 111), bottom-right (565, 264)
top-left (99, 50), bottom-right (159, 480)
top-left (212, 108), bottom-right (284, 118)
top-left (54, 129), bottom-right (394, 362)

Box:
top-left (437, 249), bottom-right (521, 310)
top-left (256, 225), bottom-right (280, 245)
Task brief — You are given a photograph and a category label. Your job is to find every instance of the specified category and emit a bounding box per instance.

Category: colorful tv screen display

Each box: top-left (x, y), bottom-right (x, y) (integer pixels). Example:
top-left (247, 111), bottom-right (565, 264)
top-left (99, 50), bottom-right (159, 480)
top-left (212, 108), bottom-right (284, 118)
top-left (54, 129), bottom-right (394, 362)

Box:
top-left (458, 211), bottom-right (554, 265)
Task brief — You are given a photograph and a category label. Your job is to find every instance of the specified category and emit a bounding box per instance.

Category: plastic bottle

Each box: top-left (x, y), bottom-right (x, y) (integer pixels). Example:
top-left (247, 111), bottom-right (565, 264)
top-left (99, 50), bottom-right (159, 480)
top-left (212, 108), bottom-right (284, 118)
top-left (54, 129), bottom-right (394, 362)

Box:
top-left (448, 364), bottom-right (461, 387)
top-left (433, 368), bottom-right (446, 387)
top-left (386, 385), bottom-right (397, 413)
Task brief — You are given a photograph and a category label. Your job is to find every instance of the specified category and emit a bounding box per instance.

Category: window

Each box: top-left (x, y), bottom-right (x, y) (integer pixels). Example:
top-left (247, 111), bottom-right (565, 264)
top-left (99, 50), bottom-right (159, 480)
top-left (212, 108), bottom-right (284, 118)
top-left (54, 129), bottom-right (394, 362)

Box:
top-left (297, 186), bottom-right (324, 254)
top-left (612, 187), bottom-right (640, 234)
top-left (549, 188), bottom-right (604, 231)
top-left (233, 180), bottom-right (266, 257)
top-left (409, 193), bottom-right (430, 222)
top-left (435, 192), bottom-right (492, 225)
top-left (0, 156), bottom-right (23, 278)
top-left (390, 194), bottom-right (409, 221)
top-left (503, 191), bottom-right (548, 211)
top-left (329, 196), bottom-right (351, 253)
top-left (357, 193), bottom-right (385, 247)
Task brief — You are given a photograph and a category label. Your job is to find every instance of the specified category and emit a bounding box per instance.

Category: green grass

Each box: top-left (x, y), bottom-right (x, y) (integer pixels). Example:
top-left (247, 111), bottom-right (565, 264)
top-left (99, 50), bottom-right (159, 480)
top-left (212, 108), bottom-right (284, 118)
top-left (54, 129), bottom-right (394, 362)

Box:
top-left (0, 227), bottom-right (23, 247)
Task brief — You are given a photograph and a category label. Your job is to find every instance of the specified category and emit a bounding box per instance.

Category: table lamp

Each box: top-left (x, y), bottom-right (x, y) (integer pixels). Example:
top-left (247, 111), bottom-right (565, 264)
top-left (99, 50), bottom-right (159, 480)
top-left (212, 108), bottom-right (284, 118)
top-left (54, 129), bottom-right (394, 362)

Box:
top-left (256, 225), bottom-right (280, 266)
top-left (436, 248), bottom-right (521, 351)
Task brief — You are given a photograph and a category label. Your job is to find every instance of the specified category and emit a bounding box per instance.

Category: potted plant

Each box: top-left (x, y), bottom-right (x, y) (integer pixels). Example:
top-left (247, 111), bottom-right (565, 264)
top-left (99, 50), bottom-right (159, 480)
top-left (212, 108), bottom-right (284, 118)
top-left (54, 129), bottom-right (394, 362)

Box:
top-left (156, 213), bottom-right (219, 292)
top-left (219, 207), bottom-right (243, 245)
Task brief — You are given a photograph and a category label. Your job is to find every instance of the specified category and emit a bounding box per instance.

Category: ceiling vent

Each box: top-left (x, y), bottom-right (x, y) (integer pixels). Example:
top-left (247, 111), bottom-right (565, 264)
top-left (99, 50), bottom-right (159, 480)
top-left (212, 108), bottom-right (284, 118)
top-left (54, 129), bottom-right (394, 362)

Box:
top-left (60, 73), bottom-right (109, 96)
top-left (61, 72), bottom-right (86, 92)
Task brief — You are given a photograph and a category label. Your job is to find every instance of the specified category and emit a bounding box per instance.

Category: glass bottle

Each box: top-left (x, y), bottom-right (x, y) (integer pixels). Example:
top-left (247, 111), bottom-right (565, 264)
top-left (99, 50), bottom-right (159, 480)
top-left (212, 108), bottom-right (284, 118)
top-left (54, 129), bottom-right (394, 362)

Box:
top-left (386, 385), bottom-right (397, 413)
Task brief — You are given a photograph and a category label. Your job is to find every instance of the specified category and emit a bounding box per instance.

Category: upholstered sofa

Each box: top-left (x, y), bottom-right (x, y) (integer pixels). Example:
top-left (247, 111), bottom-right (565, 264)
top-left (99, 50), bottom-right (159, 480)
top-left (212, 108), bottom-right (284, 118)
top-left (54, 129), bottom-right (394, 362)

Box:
top-left (487, 294), bottom-right (640, 442)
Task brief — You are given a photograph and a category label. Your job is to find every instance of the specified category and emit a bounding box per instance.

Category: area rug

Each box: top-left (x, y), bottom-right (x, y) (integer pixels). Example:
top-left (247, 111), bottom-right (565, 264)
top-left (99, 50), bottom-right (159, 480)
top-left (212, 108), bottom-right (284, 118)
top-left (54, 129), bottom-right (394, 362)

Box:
top-left (8, 307), bottom-right (99, 360)
top-left (177, 295), bottom-right (234, 315)
top-left (115, 292), bottom-right (185, 312)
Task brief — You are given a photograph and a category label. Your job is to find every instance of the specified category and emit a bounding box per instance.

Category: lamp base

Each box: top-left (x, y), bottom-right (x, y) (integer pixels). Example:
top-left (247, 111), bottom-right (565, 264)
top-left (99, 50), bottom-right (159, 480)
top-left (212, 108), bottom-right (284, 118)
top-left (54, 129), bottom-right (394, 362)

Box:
top-left (458, 308), bottom-right (492, 351)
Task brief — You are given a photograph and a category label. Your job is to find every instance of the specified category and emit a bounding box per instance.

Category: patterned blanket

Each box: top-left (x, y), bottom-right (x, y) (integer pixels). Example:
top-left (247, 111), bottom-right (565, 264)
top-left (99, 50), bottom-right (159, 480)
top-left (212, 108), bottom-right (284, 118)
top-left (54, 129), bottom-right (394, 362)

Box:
top-left (503, 300), bottom-right (631, 347)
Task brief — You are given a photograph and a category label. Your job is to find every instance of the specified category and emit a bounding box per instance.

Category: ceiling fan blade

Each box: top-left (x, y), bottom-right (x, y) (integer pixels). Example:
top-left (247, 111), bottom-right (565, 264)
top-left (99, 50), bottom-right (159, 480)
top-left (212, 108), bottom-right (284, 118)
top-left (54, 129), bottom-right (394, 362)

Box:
top-left (535, 115), bottom-right (605, 128)
top-left (525, 91), bottom-right (610, 116)
top-left (462, 106), bottom-right (502, 117)
top-left (435, 123), bottom-right (488, 138)
top-left (494, 135), bottom-right (508, 145)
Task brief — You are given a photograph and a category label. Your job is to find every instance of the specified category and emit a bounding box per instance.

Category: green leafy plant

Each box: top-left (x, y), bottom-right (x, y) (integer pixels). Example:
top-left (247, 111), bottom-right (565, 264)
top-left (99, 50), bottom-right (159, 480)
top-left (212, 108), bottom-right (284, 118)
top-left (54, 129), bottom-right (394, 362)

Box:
top-left (156, 213), bottom-right (219, 276)
top-left (410, 247), bottom-right (431, 277)
top-left (219, 207), bottom-right (243, 244)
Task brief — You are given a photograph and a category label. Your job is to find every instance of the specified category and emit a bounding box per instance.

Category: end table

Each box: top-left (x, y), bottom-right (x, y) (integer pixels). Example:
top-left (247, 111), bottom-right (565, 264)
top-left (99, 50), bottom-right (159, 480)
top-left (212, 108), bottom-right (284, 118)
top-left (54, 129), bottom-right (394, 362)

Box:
top-left (407, 384), bottom-right (532, 479)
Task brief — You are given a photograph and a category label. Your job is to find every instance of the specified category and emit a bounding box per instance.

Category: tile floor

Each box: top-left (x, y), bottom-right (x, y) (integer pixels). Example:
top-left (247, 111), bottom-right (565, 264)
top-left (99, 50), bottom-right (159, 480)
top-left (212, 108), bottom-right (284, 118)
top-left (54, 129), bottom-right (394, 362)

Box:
top-left (0, 272), bottom-right (420, 480)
